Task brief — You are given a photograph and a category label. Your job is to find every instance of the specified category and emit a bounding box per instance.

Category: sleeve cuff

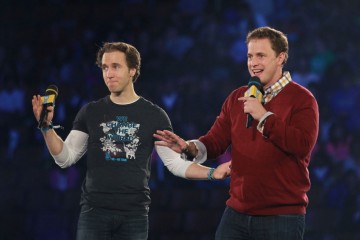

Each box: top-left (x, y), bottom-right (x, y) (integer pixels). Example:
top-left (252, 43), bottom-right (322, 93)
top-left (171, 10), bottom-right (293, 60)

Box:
top-left (180, 140), bottom-right (207, 164)
top-left (190, 140), bottom-right (207, 164)
top-left (257, 111), bottom-right (274, 134)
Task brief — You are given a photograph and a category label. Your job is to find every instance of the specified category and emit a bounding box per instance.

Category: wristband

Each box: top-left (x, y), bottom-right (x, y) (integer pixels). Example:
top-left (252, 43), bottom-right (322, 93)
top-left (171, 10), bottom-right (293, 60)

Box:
top-left (207, 168), bottom-right (215, 180)
top-left (40, 122), bottom-right (53, 132)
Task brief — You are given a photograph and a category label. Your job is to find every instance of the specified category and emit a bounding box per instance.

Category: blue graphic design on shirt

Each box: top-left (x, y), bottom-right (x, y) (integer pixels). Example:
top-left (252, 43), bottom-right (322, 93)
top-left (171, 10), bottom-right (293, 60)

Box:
top-left (99, 116), bottom-right (140, 162)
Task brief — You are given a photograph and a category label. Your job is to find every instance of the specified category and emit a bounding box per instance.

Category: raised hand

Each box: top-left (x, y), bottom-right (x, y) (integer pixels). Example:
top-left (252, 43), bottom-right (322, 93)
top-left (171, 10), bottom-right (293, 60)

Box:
top-left (153, 130), bottom-right (188, 154)
top-left (32, 95), bottom-right (54, 125)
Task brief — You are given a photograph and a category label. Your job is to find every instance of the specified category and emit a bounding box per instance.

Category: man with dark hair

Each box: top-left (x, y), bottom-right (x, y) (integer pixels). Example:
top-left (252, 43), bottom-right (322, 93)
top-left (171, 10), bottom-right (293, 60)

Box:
top-left (32, 42), bottom-right (230, 240)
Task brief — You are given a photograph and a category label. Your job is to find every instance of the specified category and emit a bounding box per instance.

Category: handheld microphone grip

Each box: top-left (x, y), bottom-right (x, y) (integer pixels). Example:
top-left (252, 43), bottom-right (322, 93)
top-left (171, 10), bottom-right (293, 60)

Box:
top-left (246, 113), bottom-right (254, 128)
top-left (38, 108), bottom-right (49, 129)
top-left (38, 85), bottom-right (58, 129)
top-left (244, 77), bottom-right (263, 128)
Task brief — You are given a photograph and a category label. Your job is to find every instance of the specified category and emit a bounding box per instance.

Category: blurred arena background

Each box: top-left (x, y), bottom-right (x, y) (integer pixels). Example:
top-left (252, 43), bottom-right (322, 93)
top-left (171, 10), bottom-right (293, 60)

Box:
top-left (0, 0), bottom-right (360, 239)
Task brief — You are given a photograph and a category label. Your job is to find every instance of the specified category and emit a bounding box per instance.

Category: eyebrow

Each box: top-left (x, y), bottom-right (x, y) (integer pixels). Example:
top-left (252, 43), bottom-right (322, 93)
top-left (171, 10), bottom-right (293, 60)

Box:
top-left (101, 63), bottom-right (121, 68)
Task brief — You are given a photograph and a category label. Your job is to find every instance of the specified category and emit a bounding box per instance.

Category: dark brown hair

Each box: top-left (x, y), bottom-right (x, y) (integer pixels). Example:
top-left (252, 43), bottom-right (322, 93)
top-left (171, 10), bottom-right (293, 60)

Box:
top-left (246, 26), bottom-right (289, 65)
top-left (96, 42), bottom-right (141, 82)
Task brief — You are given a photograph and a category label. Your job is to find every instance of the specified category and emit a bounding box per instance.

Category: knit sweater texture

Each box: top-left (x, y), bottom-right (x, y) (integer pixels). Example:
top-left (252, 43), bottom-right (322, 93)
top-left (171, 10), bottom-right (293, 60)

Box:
top-left (199, 81), bottom-right (319, 215)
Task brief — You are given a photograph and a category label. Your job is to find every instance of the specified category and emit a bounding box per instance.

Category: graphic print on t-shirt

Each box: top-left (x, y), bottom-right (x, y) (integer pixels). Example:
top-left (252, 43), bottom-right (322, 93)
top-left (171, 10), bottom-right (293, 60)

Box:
top-left (99, 116), bottom-right (140, 162)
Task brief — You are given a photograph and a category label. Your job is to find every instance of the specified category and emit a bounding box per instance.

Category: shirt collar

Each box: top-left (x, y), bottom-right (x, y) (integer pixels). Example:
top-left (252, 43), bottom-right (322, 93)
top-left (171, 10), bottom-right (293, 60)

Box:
top-left (263, 71), bottom-right (292, 103)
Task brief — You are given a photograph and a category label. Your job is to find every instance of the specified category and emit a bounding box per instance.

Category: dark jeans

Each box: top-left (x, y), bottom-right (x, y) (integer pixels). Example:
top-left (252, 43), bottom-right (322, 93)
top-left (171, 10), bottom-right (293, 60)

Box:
top-left (76, 204), bottom-right (148, 240)
top-left (215, 206), bottom-right (305, 240)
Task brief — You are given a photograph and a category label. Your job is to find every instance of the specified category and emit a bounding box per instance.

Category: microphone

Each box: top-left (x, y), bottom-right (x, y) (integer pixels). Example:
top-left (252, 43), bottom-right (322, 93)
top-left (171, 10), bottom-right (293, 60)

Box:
top-left (244, 77), bottom-right (263, 128)
top-left (38, 85), bottom-right (58, 129)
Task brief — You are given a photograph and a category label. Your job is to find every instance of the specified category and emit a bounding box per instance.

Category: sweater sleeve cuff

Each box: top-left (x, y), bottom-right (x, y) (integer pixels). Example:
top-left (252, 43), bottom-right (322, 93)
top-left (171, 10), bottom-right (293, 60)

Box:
top-left (257, 111), bottom-right (274, 134)
top-left (180, 140), bottom-right (207, 164)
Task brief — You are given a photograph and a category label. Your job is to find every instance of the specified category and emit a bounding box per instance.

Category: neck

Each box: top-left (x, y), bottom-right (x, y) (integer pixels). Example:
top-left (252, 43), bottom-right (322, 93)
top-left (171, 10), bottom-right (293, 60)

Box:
top-left (110, 91), bottom-right (140, 105)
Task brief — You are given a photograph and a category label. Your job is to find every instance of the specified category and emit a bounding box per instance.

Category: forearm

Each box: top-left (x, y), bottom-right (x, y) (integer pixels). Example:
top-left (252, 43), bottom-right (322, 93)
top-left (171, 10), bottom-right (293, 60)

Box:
top-left (155, 145), bottom-right (192, 178)
top-left (156, 145), bottom-right (223, 180)
top-left (185, 163), bottom-right (211, 180)
top-left (156, 145), bottom-right (211, 179)
top-left (41, 129), bottom-right (89, 168)
top-left (42, 129), bottom-right (64, 156)
top-left (186, 161), bottom-right (231, 180)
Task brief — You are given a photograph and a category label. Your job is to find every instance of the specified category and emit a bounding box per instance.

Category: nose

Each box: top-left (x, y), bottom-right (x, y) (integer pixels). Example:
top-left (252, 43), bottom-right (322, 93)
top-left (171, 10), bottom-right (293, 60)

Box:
top-left (105, 68), bottom-right (114, 78)
top-left (249, 57), bottom-right (259, 67)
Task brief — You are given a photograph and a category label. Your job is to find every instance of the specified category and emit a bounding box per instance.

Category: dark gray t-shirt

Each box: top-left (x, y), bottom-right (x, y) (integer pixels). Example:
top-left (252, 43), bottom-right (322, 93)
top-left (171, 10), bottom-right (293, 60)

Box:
top-left (73, 96), bottom-right (172, 214)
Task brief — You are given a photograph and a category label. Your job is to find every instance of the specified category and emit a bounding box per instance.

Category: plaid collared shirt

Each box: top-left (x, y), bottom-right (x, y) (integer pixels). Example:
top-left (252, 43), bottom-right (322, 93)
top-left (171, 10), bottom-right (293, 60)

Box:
top-left (262, 71), bottom-right (292, 104)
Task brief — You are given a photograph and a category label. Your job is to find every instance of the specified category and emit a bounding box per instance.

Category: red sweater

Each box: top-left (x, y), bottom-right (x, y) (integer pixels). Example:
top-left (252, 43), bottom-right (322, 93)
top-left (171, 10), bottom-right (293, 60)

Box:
top-left (199, 81), bottom-right (319, 215)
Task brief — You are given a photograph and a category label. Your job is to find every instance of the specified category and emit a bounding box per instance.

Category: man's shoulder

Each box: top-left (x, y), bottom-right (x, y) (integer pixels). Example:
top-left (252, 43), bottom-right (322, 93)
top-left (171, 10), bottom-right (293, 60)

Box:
top-left (285, 82), bottom-right (318, 107)
top-left (137, 96), bottom-right (169, 114)
top-left (226, 85), bottom-right (248, 101)
top-left (287, 81), bottom-right (316, 98)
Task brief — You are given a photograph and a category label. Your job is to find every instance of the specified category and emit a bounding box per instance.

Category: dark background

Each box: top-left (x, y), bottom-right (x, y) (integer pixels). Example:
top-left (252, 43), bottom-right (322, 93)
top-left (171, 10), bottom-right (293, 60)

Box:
top-left (1, 0), bottom-right (360, 239)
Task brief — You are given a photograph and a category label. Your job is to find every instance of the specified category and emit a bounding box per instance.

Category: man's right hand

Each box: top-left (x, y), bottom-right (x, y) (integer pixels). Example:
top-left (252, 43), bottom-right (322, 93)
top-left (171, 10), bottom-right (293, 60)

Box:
top-left (153, 130), bottom-right (188, 154)
top-left (213, 161), bottom-right (231, 180)
top-left (32, 95), bottom-right (54, 124)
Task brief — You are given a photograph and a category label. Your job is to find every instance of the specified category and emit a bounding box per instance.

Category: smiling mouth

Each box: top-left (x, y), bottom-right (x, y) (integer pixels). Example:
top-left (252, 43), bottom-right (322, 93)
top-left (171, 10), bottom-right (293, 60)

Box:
top-left (252, 70), bottom-right (263, 75)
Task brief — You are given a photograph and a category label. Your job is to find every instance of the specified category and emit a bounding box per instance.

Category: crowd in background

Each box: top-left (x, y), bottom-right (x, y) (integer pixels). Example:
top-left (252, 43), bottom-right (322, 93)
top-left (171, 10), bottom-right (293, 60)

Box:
top-left (1, 0), bottom-right (360, 239)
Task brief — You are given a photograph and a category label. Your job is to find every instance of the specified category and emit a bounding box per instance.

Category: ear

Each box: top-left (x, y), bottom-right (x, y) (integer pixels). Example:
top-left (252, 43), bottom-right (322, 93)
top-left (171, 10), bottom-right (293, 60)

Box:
top-left (130, 69), bottom-right (136, 77)
top-left (277, 52), bottom-right (286, 65)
